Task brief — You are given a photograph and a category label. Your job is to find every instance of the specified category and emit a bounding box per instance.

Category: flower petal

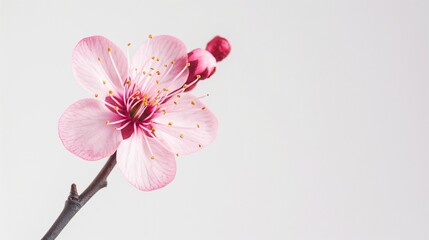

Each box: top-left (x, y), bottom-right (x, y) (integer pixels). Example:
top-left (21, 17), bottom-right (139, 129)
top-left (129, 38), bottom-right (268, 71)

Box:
top-left (58, 99), bottom-right (123, 160)
top-left (152, 93), bottom-right (218, 155)
top-left (131, 35), bottom-right (188, 95)
top-left (72, 36), bottom-right (128, 98)
top-left (116, 128), bottom-right (176, 191)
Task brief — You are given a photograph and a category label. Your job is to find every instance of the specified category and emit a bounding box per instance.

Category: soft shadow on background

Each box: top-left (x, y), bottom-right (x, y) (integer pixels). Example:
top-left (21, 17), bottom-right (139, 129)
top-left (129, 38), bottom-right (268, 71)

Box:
top-left (1, 0), bottom-right (428, 239)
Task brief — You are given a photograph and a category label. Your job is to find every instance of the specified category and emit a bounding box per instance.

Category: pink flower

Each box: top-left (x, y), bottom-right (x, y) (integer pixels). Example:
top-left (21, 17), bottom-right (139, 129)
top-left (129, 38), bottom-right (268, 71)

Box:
top-left (59, 35), bottom-right (218, 191)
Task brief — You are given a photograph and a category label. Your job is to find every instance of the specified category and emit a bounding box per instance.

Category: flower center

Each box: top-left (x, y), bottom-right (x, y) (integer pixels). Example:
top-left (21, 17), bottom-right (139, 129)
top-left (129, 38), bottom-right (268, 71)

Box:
top-left (129, 97), bottom-right (156, 121)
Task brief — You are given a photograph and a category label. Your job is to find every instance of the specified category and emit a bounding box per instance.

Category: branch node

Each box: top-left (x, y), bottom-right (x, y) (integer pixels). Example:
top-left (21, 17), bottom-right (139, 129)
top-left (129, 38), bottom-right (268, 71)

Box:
top-left (42, 153), bottom-right (117, 240)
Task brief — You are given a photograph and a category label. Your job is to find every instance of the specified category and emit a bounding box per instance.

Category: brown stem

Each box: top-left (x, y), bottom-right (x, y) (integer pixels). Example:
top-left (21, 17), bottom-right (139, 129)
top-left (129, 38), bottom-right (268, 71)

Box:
top-left (42, 152), bottom-right (117, 240)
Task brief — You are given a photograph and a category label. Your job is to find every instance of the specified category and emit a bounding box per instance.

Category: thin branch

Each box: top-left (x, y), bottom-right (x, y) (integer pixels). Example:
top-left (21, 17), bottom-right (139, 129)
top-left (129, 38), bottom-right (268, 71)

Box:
top-left (42, 152), bottom-right (117, 240)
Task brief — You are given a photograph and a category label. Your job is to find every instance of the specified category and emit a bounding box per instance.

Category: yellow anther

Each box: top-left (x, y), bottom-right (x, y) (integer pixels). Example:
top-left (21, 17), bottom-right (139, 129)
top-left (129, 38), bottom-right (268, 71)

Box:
top-left (199, 144), bottom-right (202, 148)
top-left (156, 71), bottom-right (161, 75)
top-left (151, 56), bottom-right (155, 60)
top-left (156, 58), bottom-right (160, 62)
top-left (201, 107), bottom-right (206, 110)
top-left (105, 120), bottom-right (109, 125)
top-left (164, 64), bottom-right (168, 68)
top-left (156, 103), bottom-right (160, 107)
top-left (127, 43), bottom-right (131, 46)
top-left (157, 90), bottom-right (161, 94)
top-left (97, 57), bottom-right (101, 61)
top-left (136, 96), bottom-right (141, 100)
top-left (168, 121), bottom-right (173, 126)
top-left (197, 123), bottom-right (200, 128)
top-left (151, 155), bottom-right (156, 160)
top-left (102, 80), bottom-right (106, 85)
top-left (94, 93), bottom-right (99, 98)
top-left (176, 153), bottom-right (179, 157)
top-left (108, 90), bottom-right (113, 95)
top-left (126, 80), bottom-right (131, 85)
top-left (156, 80), bottom-right (160, 84)
top-left (151, 128), bottom-right (156, 133)
top-left (162, 109), bottom-right (167, 114)
top-left (150, 67), bottom-right (154, 70)
top-left (149, 100), bottom-right (154, 105)
top-left (163, 88), bottom-right (169, 92)
top-left (114, 106), bottom-right (119, 111)
top-left (143, 93), bottom-right (148, 98)
top-left (196, 74), bottom-right (201, 79)
top-left (107, 47), bottom-right (111, 52)
top-left (179, 134), bottom-right (184, 138)
top-left (191, 101), bottom-right (196, 106)
top-left (186, 62), bottom-right (191, 67)
top-left (170, 60), bottom-right (175, 64)
top-left (173, 101), bottom-right (177, 105)
top-left (135, 91), bottom-right (141, 95)
top-left (177, 94), bottom-right (181, 98)
top-left (143, 71), bottom-right (146, 75)
top-left (155, 96), bottom-right (159, 100)
top-left (148, 73), bottom-right (152, 77)
top-left (183, 84), bottom-right (188, 89)
top-left (148, 34), bottom-right (153, 39)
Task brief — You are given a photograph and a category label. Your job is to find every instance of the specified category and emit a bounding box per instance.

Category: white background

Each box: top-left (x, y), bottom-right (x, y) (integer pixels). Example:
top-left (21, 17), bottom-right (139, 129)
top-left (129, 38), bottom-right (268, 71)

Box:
top-left (1, 0), bottom-right (429, 239)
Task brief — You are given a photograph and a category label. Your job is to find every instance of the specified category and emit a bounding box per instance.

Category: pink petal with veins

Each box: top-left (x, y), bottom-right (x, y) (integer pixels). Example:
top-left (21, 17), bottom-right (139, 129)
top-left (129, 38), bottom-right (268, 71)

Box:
top-left (131, 35), bottom-right (188, 95)
top-left (152, 93), bottom-right (218, 155)
top-left (116, 129), bottom-right (176, 191)
top-left (72, 36), bottom-right (128, 98)
top-left (58, 99), bottom-right (123, 161)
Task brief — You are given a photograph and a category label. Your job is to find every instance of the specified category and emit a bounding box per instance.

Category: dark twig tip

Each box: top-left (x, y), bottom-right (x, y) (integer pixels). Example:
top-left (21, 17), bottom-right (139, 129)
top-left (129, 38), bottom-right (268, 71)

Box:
top-left (69, 184), bottom-right (79, 200)
top-left (70, 183), bottom-right (77, 193)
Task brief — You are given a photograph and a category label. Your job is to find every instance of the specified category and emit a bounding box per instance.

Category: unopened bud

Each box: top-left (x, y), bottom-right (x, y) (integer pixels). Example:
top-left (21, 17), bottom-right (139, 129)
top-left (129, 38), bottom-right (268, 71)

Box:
top-left (205, 36), bottom-right (231, 62)
top-left (184, 48), bottom-right (216, 91)
top-left (184, 36), bottom-right (230, 92)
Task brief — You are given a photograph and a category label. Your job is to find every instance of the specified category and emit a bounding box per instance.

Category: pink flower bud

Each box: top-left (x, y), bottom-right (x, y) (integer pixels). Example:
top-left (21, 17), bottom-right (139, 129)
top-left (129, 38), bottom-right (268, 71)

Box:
top-left (188, 48), bottom-right (217, 80)
top-left (184, 48), bottom-right (217, 92)
top-left (205, 36), bottom-right (231, 62)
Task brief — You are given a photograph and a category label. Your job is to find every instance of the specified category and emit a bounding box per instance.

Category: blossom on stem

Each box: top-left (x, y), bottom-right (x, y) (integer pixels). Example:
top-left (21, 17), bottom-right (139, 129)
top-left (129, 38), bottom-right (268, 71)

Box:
top-left (59, 35), bottom-right (218, 191)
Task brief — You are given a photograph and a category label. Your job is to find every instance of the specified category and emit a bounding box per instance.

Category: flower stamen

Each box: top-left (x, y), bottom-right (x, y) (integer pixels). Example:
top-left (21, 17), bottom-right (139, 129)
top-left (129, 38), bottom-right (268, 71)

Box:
top-left (197, 93), bottom-right (210, 99)
top-left (139, 125), bottom-right (171, 150)
top-left (126, 42), bottom-right (132, 77)
top-left (97, 60), bottom-right (116, 89)
top-left (142, 133), bottom-right (155, 160)
top-left (109, 94), bottom-right (123, 108)
top-left (155, 64), bottom-right (188, 104)
top-left (116, 120), bottom-right (131, 131)
top-left (106, 118), bottom-right (127, 125)
top-left (166, 74), bottom-right (200, 99)
top-left (108, 49), bottom-right (124, 85)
